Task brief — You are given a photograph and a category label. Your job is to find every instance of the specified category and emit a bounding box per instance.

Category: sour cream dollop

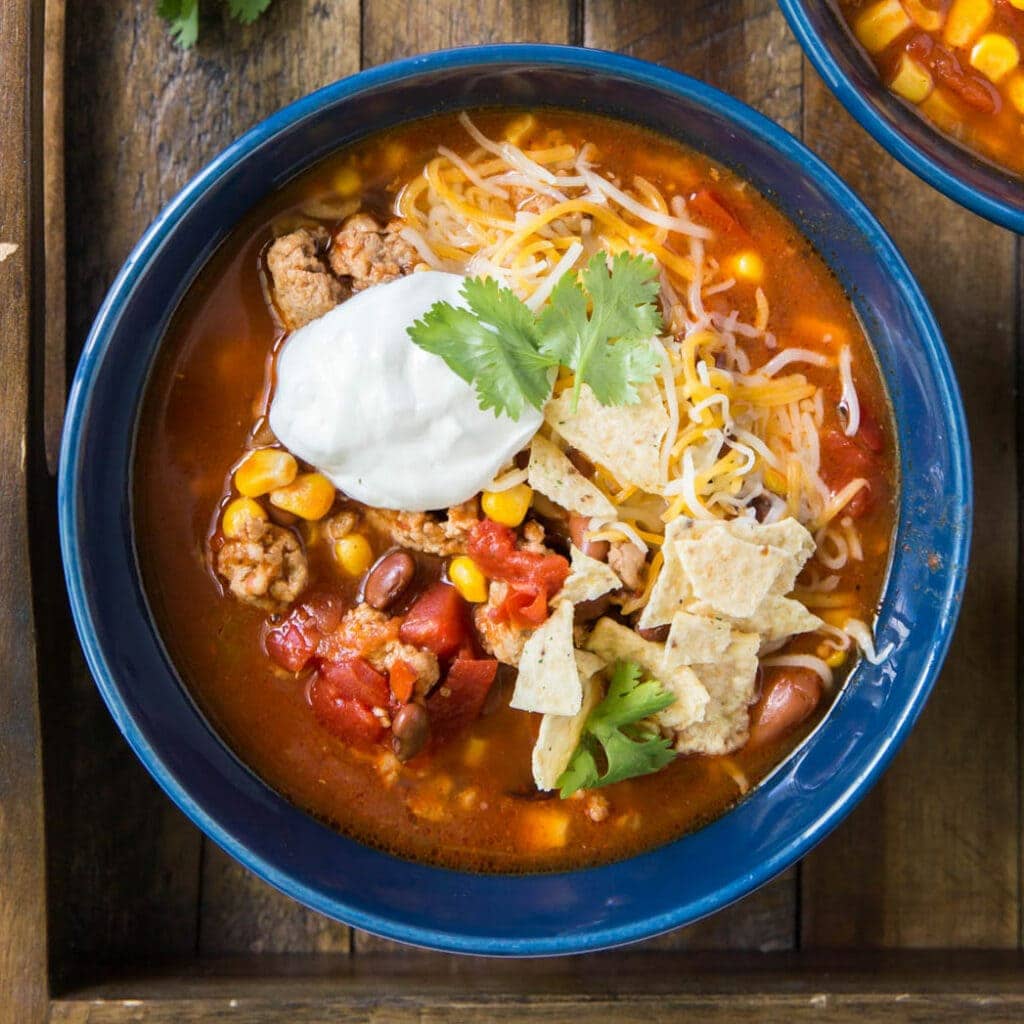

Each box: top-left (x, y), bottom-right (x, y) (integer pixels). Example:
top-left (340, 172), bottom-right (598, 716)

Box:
top-left (269, 271), bottom-right (543, 511)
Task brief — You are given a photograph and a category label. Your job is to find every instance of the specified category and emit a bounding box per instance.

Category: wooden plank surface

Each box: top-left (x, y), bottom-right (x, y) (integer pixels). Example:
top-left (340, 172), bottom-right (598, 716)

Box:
top-left (799, 69), bottom-right (1020, 949)
top-left (30, 0), bottom-right (1024, 1005)
top-left (1, 5), bottom-right (49, 1024)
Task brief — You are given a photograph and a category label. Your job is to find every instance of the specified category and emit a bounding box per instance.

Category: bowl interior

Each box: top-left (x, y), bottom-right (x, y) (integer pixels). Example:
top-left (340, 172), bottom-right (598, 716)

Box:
top-left (779, 0), bottom-right (1024, 232)
top-left (59, 47), bottom-right (971, 955)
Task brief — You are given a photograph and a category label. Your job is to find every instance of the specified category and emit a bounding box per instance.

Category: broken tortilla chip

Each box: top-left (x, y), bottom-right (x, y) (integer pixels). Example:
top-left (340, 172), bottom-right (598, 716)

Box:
top-left (545, 381), bottom-right (668, 494)
top-left (511, 600), bottom-right (581, 716)
top-left (673, 632), bottom-right (761, 756)
top-left (663, 610), bottom-right (732, 669)
top-left (678, 529), bottom-right (790, 618)
top-left (693, 595), bottom-right (823, 646)
top-left (532, 652), bottom-right (605, 791)
top-left (585, 617), bottom-right (709, 732)
top-left (527, 434), bottom-right (616, 519)
top-left (637, 517), bottom-right (693, 629)
top-left (558, 544), bottom-right (623, 605)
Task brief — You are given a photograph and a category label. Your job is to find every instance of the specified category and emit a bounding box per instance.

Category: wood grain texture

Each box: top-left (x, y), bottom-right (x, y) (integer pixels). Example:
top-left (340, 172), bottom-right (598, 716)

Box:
top-left (42, 952), bottom-right (1024, 1022)
top-left (800, 69), bottom-right (1019, 948)
top-left (57, 0), bottom-right (360, 969)
top-left (0, 3), bottom-right (48, 1023)
top-left (584, 0), bottom-right (803, 133)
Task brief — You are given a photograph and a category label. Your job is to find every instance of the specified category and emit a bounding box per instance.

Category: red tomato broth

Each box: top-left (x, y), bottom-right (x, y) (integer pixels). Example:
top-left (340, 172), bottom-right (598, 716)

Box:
top-left (839, 0), bottom-right (1024, 175)
top-left (134, 110), bottom-right (896, 872)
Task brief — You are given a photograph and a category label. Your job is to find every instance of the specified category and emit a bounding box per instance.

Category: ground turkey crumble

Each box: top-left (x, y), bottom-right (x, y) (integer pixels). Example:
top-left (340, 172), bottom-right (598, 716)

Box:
top-left (215, 514), bottom-right (308, 611)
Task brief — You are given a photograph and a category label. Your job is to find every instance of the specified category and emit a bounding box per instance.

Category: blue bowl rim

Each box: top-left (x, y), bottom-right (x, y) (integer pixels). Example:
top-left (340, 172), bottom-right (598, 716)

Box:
top-left (58, 43), bottom-right (972, 956)
top-left (778, 0), bottom-right (1024, 233)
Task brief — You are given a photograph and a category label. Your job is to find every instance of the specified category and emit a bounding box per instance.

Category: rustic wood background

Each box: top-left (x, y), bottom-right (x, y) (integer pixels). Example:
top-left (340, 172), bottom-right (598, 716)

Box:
top-left (2, 0), bottom-right (1021, 1020)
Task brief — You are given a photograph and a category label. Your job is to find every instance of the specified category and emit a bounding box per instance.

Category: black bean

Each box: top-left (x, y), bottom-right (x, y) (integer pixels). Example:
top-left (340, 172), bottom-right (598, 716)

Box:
top-left (364, 549), bottom-right (415, 610)
top-left (392, 702), bottom-right (429, 762)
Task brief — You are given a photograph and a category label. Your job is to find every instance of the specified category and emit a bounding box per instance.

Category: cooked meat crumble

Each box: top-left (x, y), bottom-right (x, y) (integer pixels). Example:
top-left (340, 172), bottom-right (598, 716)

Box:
top-left (266, 226), bottom-right (347, 330)
top-left (216, 514), bottom-right (308, 610)
top-left (329, 213), bottom-right (418, 290)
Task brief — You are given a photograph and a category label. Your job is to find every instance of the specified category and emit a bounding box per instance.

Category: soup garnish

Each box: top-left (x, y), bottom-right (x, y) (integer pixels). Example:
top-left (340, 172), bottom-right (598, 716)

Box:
top-left (839, 0), bottom-right (1024, 175)
top-left (135, 111), bottom-right (895, 870)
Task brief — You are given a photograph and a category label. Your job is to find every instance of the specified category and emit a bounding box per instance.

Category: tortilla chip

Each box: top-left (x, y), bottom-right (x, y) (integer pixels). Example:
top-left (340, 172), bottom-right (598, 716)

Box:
top-left (683, 515), bottom-right (814, 596)
top-left (637, 517), bottom-right (694, 629)
top-left (532, 652), bottom-right (605, 791)
top-left (527, 434), bottom-right (616, 519)
top-left (559, 544), bottom-right (623, 605)
top-left (585, 617), bottom-right (708, 731)
top-left (678, 529), bottom-right (790, 618)
top-left (696, 595), bottom-right (823, 646)
top-left (545, 381), bottom-right (668, 493)
top-left (511, 600), bottom-right (580, 716)
top-left (672, 632), bottom-right (760, 756)
top-left (663, 611), bottom-right (732, 669)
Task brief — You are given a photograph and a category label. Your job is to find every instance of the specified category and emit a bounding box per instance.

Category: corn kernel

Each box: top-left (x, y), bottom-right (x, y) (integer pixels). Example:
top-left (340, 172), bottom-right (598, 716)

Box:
top-left (763, 466), bottom-right (788, 495)
top-left (270, 472), bottom-right (335, 521)
top-left (334, 533), bottom-right (374, 576)
top-left (943, 0), bottom-right (994, 48)
top-left (463, 736), bottom-right (488, 767)
top-left (234, 448), bottom-right (297, 497)
top-left (1011, 0), bottom-right (1024, 8)
top-left (519, 807), bottom-right (570, 850)
top-left (222, 497), bottom-right (266, 538)
top-left (449, 555), bottom-right (488, 603)
top-left (730, 250), bottom-right (764, 282)
top-left (1007, 71), bottom-right (1024, 114)
top-left (481, 484), bottom-right (533, 527)
top-left (902, 0), bottom-right (946, 31)
top-left (826, 648), bottom-right (848, 669)
top-left (970, 32), bottom-right (1019, 81)
top-left (890, 53), bottom-right (935, 102)
top-left (919, 89), bottom-right (965, 134)
top-left (333, 165), bottom-right (361, 197)
top-left (854, 0), bottom-right (912, 54)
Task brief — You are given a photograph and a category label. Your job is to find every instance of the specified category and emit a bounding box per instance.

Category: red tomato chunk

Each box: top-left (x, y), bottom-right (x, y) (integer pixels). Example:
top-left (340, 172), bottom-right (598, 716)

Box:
top-left (399, 582), bottom-right (472, 659)
top-left (310, 673), bottom-right (385, 746)
top-left (427, 658), bottom-right (498, 744)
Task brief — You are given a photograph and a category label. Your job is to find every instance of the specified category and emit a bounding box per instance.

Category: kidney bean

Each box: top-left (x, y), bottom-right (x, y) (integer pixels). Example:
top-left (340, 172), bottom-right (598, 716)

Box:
top-left (747, 668), bottom-right (822, 749)
top-left (364, 549), bottom-right (416, 610)
top-left (391, 702), bottom-right (429, 762)
top-left (575, 594), bottom-right (614, 623)
top-left (568, 514), bottom-right (609, 562)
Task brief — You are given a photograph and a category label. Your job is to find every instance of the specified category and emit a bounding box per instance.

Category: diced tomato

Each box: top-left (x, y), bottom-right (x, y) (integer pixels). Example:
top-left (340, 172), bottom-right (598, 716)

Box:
top-left (426, 658), bottom-right (498, 744)
top-left (821, 397), bottom-right (888, 519)
top-left (906, 35), bottom-right (998, 114)
top-left (747, 668), bottom-right (821, 750)
top-left (318, 656), bottom-right (391, 708)
top-left (399, 582), bottom-right (472, 659)
top-left (309, 677), bottom-right (384, 746)
top-left (264, 593), bottom-right (346, 672)
top-left (389, 659), bottom-right (417, 704)
top-left (688, 189), bottom-right (749, 239)
top-left (500, 585), bottom-right (550, 628)
top-left (468, 520), bottom-right (569, 596)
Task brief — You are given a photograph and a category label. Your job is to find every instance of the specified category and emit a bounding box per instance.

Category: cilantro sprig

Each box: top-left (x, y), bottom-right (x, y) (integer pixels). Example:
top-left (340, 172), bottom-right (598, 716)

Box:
top-left (159, 0), bottom-right (274, 49)
top-left (557, 660), bottom-right (677, 798)
top-left (407, 252), bottom-right (663, 421)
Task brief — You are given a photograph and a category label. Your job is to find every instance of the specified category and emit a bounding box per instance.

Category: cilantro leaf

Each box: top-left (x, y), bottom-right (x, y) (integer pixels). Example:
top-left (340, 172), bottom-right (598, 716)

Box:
top-left (408, 277), bottom-right (554, 421)
top-left (538, 251), bottom-right (662, 411)
top-left (159, 0), bottom-right (199, 47)
top-left (557, 660), bottom-right (676, 798)
top-left (227, 0), bottom-right (272, 23)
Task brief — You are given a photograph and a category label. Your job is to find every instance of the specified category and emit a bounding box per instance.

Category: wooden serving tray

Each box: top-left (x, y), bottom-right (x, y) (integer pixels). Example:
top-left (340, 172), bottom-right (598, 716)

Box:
top-left (2, 1), bottom-right (1021, 1020)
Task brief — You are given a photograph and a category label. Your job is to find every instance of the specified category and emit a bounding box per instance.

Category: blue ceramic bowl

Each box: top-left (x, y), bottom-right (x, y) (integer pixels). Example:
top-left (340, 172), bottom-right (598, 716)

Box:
top-left (779, 0), bottom-right (1024, 232)
top-left (59, 45), bottom-right (971, 955)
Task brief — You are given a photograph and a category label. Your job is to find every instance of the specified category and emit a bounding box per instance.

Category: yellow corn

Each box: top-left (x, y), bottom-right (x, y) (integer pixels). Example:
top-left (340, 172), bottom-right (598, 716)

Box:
top-left (519, 807), bottom-right (570, 850)
top-left (463, 736), bottom-right (488, 767)
top-left (270, 472), bottom-right (335, 521)
top-left (333, 165), bottom-right (361, 197)
top-left (1011, 0), bottom-right (1024, 8)
top-left (919, 88), bottom-right (965, 133)
top-left (943, 0), bottom-right (994, 48)
top-left (970, 32), bottom-right (1019, 81)
top-left (730, 250), bottom-right (764, 283)
top-left (1007, 71), bottom-right (1024, 113)
top-left (890, 53), bottom-right (934, 102)
top-left (481, 484), bottom-right (533, 527)
top-left (222, 497), bottom-right (266, 538)
top-left (448, 555), bottom-right (488, 603)
top-left (234, 448), bottom-right (297, 497)
top-left (826, 648), bottom-right (848, 669)
top-left (854, 0), bottom-right (912, 53)
top-left (334, 533), bottom-right (374, 576)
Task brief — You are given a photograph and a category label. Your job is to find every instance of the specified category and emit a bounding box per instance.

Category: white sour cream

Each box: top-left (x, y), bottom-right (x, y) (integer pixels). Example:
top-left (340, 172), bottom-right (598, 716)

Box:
top-left (269, 271), bottom-right (543, 511)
